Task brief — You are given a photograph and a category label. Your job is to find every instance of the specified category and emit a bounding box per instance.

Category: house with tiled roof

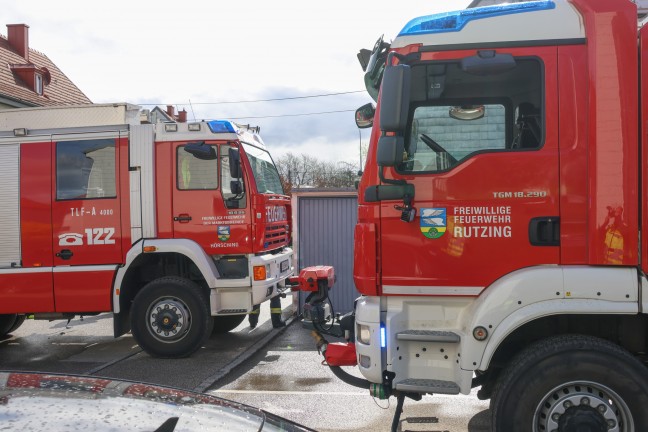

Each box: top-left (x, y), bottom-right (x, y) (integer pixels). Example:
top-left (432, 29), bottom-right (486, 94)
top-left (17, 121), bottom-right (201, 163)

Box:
top-left (0, 24), bottom-right (91, 109)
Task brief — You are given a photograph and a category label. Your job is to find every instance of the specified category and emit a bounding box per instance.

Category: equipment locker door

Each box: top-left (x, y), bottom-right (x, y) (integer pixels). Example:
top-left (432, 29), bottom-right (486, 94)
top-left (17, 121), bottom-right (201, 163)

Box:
top-left (379, 48), bottom-right (559, 294)
top-left (51, 134), bottom-right (124, 312)
top-left (171, 142), bottom-right (251, 255)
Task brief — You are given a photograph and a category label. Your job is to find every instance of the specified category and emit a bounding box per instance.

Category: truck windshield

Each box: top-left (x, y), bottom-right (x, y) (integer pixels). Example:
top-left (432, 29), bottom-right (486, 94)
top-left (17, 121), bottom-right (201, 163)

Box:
top-left (242, 143), bottom-right (284, 195)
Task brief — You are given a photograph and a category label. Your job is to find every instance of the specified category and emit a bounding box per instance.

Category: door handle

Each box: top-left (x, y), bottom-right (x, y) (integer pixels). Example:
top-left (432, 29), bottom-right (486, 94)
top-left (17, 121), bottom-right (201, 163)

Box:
top-left (56, 249), bottom-right (74, 260)
top-left (529, 217), bottom-right (560, 246)
top-left (174, 214), bottom-right (192, 223)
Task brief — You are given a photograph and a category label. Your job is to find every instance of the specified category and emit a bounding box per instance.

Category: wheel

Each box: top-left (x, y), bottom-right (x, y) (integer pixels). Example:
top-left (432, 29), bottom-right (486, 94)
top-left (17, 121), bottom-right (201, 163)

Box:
top-left (212, 314), bottom-right (246, 334)
top-left (130, 277), bottom-right (213, 358)
top-left (0, 314), bottom-right (17, 337)
top-left (491, 335), bottom-right (648, 432)
top-left (7, 314), bottom-right (26, 333)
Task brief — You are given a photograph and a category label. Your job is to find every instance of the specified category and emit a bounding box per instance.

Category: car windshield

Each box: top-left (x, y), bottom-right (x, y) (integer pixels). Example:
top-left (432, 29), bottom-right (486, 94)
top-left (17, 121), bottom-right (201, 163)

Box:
top-left (242, 143), bottom-right (284, 195)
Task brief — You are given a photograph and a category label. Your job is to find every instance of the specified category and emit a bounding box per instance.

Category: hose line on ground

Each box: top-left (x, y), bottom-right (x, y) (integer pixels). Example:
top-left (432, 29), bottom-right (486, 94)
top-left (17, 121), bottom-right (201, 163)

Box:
top-left (328, 365), bottom-right (371, 389)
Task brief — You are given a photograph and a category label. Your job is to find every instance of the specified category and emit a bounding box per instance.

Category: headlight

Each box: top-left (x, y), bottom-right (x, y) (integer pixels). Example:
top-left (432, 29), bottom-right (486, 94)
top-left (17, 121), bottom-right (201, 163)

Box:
top-left (357, 324), bottom-right (371, 345)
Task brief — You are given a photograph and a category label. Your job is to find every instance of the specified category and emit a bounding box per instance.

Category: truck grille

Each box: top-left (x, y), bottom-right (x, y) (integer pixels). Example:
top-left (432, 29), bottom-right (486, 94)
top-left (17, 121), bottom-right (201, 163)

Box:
top-left (265, 224), bottom-right (288, 248)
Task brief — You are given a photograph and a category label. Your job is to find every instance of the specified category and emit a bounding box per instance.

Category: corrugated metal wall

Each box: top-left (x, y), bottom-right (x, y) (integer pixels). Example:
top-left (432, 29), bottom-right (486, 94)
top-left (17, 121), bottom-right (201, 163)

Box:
top-left (298, 196), bottom-right (358, 314)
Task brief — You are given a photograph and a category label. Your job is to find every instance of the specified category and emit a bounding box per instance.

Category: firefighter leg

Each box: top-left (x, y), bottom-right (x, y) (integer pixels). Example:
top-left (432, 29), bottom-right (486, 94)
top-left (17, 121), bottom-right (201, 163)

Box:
top-left (270, 296), bottom-right (285, 328)
top-left (248, 304), bottom-right (260, 329)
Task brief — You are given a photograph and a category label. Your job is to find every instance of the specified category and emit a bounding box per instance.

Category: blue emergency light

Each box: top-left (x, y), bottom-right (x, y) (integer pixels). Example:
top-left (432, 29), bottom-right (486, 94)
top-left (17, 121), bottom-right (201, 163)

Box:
top-left (398, 1), bottom-right (555, 36)
top-left (207, 120), bottom-right (236, 134)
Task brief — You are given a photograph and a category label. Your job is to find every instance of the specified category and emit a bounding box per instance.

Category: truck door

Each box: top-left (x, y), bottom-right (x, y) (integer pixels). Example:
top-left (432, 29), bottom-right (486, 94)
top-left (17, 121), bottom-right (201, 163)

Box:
top-left (171, 142), bottom-right (251, 255)
top-left (380, 49), bottom-right (559, 294)
top-left (51, 134), bottom-right (124, 312)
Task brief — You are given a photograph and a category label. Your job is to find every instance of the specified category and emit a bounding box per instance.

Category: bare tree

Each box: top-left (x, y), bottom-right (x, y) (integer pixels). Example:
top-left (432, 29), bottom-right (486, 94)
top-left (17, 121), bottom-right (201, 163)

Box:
top-left (276, 152), bottom-right (358, 194)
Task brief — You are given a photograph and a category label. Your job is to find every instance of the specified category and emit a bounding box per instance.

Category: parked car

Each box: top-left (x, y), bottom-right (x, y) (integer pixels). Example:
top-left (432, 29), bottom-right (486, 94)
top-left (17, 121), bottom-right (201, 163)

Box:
top-left (0, 371), bottom-right (313, 431)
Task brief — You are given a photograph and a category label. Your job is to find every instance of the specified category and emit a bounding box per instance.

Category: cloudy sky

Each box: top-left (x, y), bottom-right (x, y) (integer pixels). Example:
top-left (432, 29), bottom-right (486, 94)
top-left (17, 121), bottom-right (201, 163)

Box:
top-left (4, 1), bottom-right (470, 168)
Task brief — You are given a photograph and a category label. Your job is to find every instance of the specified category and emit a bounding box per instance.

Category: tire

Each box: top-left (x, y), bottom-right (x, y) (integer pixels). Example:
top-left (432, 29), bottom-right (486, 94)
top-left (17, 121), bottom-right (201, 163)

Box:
top-left (7, 314), bottom-right (26, 333)
top-left (212, 314), bottom-right (246, 334)
top-left (0, 314), bottom-right (17, 337)
top-left (491, 334), bottom-right (648, 432)
top-left (130, 277), bottom-right (213, 358)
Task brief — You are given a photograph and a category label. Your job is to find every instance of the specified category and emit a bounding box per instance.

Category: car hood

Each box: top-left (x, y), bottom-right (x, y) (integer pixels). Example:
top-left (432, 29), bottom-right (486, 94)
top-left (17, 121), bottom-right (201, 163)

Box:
top-left (0, 372), bottom-right (311, 432)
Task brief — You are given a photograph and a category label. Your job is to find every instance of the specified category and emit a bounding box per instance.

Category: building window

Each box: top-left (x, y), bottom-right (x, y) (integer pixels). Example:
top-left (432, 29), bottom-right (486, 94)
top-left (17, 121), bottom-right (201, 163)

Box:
top-left (34, 73), bottom-right (43, 95)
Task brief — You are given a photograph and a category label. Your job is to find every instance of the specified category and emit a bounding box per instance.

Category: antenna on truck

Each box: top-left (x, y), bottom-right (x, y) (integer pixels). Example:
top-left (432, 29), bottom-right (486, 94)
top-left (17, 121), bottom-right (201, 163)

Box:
top-left (188, 99), bottom-right (196, 122)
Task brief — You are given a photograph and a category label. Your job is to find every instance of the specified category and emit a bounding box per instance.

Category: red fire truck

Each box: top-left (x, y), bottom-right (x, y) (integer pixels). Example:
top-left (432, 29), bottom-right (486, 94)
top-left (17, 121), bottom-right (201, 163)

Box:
top-left (294, 0), bottom-right (648, 430)
top-left (0, 103), bottom-right (293, 358)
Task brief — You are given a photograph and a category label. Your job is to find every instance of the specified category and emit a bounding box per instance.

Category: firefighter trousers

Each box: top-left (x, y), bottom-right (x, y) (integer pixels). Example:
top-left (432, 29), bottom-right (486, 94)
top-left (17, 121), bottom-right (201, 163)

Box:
top-left (248, 296), bottom-right (285, 329)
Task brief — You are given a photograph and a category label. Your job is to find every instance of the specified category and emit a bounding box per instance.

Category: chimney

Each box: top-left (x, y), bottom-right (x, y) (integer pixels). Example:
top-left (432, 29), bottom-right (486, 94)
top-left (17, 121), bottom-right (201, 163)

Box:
top-left (7, 24), bottom-right (29, 62)
top-left (178, 109), bottom-right (187, 123)
top-left (166, 105), bottom-right (175, 117)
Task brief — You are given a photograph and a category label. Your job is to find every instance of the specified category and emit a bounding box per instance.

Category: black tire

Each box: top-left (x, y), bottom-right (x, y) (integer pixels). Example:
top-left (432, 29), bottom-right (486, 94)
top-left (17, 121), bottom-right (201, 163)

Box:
top-left (7, 314), bottom-right (26, 333)
top-left (130, 277), bottom-right (213, 358)
top-left (491, 334), bottom-right (648, 432)
top-left (212, 314), bottom-right (246, 334)
top-left (0, 314), bottom-right (17, 337)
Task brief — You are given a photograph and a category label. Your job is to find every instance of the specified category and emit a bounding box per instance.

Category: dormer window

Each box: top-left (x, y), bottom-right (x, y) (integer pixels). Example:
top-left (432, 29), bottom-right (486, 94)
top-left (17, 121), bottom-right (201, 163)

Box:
top-left (34, 73), bottom-right (43, 95)
top-left (9, 64), bottom-right (50, 96)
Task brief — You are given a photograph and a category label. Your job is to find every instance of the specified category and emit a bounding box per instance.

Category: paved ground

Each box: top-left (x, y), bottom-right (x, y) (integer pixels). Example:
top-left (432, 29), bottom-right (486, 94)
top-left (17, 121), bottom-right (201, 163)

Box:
top-left (209, 323), bottom-right (491, 432)
top-left (1, 294), bottom-right (492, 431)
top-left (0, 296), bottom-right (296, 392)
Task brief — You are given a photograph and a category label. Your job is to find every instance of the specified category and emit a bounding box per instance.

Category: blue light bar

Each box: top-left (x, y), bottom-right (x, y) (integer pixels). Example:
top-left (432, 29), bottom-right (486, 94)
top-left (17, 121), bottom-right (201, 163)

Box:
top-left (380, 326), bottom-right (386, 348)
top-left (207, 120), bottom-right (236, 134)
top-left (398, 1), bottom-right (555, 37)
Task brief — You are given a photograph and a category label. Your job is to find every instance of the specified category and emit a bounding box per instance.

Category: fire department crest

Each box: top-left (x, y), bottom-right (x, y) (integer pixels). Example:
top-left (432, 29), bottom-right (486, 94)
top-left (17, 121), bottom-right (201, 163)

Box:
top-left (420, 208), bottom-right (446, 239)
top-left (217, 225), bottom-right (231, 242)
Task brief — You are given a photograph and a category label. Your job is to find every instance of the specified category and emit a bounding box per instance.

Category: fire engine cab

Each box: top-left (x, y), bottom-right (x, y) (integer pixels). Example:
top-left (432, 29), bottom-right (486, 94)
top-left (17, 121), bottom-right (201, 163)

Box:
top-left (0, 103), bottom-right (293, 358)
top-left (296, 0), bottom-right (648, 430)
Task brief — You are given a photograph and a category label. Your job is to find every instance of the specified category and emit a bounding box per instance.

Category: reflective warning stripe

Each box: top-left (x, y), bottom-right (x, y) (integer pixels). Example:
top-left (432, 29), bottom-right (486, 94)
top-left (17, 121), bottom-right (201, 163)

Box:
top-left (270, 308), bottom-right (282, 313)
top-left (248, 310), bottom-right (260, 315)
top-left (383, 285), bottom-right (484, 296)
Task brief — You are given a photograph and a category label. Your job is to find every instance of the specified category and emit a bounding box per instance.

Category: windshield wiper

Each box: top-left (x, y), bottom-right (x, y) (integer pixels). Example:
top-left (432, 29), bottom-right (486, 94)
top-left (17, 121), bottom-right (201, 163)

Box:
top-left (154, 417), bottom-right (179, 432)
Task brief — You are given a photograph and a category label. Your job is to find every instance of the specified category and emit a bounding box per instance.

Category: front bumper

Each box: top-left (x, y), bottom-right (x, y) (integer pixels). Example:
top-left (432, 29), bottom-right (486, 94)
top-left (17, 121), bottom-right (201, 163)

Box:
top-left (355, 296), bottom-right (384, 384)
top-left (250, 247), bottom-right (295, 303)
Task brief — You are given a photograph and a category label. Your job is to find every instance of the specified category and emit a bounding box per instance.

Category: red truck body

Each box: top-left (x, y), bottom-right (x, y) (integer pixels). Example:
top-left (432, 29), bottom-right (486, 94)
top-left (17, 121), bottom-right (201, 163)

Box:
top-left (303, 0), bottom-right (648, 430)
top-left (0, 103), bottom-right (293, 357)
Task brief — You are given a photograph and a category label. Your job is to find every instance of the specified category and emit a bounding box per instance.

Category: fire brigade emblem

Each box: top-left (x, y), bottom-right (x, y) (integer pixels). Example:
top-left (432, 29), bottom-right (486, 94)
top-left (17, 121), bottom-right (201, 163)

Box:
top-left (217, 225), bottom-right (231, 242)
top-left (420, 208), bottom-right (446, 239)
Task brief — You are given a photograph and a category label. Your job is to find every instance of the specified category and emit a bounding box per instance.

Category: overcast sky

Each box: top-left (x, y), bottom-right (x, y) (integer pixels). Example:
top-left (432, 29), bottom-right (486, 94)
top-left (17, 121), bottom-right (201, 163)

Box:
top-left (4, 1), bottom-right (470, 168)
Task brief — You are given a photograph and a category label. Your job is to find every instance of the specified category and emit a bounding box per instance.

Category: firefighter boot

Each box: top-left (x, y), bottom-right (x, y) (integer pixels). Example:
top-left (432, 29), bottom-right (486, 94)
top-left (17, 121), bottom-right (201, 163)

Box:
top-left (270, 296), bottom-right (285, 328)
top-left (248, 304), bottom-right (260, 329)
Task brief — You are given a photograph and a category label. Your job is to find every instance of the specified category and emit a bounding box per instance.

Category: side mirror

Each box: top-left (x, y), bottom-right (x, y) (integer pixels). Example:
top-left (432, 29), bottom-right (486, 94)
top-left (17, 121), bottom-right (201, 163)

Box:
top-left (185, 142), bottom-right (216, 160)
top-left (357, 48), bottom-right (372, 72)
top-left (362, 35), bottom-right (390, 102)
top-left (228, 147), bottom-right (242, 178)
top-left (355, 103), bottom-right (375, 129)
top-left (379, 64), bottom-right (411, 132)
top-left (376, 136), bottom-right (405, 167)
top-left (230, 180), bottom-right (243, 195)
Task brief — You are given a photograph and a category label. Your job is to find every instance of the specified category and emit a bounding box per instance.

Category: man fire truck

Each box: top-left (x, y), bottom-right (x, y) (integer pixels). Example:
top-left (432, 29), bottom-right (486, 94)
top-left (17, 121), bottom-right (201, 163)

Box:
top-left (292, 0), bottom-right (648, 430)
top-left (0, 103), bottom-right (293, 358)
